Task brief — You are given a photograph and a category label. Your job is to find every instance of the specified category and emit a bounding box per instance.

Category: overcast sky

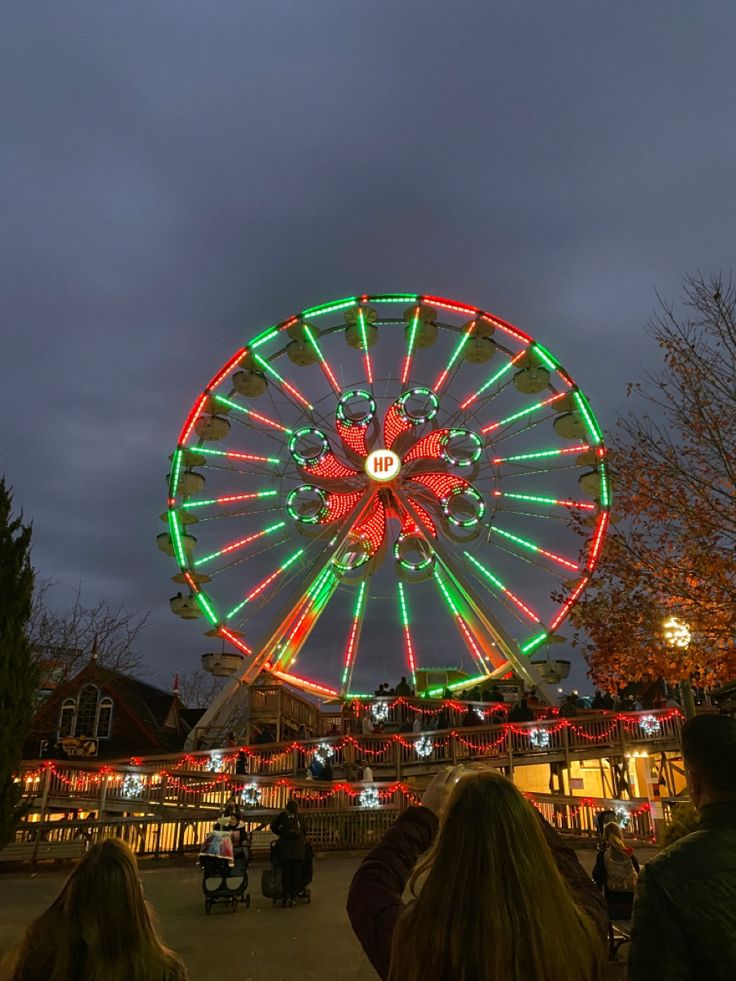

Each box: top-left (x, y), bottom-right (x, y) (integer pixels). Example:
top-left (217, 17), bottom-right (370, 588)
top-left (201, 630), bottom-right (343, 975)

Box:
top-left (2, 1), bottom-right (734, 695)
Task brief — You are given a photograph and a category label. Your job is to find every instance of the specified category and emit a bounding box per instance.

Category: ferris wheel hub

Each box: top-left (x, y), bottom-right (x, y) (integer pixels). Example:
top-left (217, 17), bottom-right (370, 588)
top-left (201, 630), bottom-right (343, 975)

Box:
top-left (365, 448), bottom-right (401, 483)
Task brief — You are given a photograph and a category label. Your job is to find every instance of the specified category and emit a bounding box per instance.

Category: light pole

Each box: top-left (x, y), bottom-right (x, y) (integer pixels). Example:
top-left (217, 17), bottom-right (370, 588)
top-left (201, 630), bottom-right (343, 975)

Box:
top-left (662, 616), bottom-right (696, 719)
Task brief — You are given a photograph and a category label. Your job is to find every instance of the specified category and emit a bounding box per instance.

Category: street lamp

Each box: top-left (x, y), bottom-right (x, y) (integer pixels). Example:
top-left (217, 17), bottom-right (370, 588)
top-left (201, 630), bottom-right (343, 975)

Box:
top-left (662, 616), bottom-right (696, 719)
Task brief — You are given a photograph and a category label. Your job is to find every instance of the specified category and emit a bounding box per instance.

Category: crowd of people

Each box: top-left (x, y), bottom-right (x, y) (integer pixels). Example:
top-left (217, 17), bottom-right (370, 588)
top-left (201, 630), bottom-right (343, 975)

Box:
top-left (2, 715), bottom-right (734, 979)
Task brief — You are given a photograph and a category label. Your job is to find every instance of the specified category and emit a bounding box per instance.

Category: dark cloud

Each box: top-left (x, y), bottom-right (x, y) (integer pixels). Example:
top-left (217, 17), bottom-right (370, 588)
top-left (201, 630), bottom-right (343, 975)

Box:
top-left (2, 1), bottom-right (735, 692)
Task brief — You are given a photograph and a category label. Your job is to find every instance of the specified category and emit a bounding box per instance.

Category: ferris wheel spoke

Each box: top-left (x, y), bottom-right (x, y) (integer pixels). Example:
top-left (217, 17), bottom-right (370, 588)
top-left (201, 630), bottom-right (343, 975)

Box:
top-left (210, 393), bottom-right (293, 436)
top-left (480, 390), bottom-right (570, 437)
top-left (357, 308), bottom-right (374, 386)
top-left (301, 322), bottom-right (343, 394)
top-left (491, 490), bottom-right (596, 512)
top-left (227, 547), bottom-right (306, 621)
top-left (251, 352), bottom-right (314, 412)
top-left (193, 520), bottom-right (288, 568)
top-left (488, 525), bottom-right (579, 573)
top-left (180, 489), bottom-right (279, 511)
top-left (456, 350), bottom-right (527, 413)
top-left (340, 580), bottom-right (368, 696)
top-left (433, 317), bottom-right (479, 394)
top-left (401, 306), bottom-right (422, 386)
top-left (431, 567), bottom-right (493, 677)
top-left (272, 564), bottom-right (338, 672)
top-left (462, 551), bottom-right (544, 628)
top-left (491, 444), bottom-right (589, 466)
top-left (396, 581), bottom-right (418, 689)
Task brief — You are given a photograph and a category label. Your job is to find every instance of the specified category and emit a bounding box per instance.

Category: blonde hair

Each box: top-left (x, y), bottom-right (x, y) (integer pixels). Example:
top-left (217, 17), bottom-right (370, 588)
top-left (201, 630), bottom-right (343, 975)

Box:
top-left (602, 820), bottom-right (627, 851)
top-left (388, 772), bottom-right (604, 981)
top-left (4, 838), bottom-right (186, 981)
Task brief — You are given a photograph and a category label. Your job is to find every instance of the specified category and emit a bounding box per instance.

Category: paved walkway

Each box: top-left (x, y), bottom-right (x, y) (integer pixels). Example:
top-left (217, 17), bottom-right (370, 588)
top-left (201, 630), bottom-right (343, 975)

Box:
top-left (0, 850), bottom-right (646, 979)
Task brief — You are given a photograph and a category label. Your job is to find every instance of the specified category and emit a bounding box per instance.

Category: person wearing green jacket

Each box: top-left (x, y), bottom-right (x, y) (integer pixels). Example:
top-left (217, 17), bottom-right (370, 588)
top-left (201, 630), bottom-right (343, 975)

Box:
top-left (628, 714), bottom-right (736, 980)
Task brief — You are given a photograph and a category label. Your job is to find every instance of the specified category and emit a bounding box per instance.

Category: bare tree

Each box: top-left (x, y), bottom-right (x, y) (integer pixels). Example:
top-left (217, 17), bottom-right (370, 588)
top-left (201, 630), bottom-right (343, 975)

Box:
top-left (177, 668), bottom-right (222, 709)
top-left (29, 581), bottom-right (150, 686)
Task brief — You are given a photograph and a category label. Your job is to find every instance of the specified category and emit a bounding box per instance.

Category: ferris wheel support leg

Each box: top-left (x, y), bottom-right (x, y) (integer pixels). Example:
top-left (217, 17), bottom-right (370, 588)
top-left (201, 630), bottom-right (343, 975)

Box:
top-left (396, 492), bottom-right (552, 701)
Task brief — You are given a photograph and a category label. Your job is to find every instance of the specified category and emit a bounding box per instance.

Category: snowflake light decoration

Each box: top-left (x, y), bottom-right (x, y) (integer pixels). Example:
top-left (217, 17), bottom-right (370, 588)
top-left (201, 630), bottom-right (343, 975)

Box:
top-left (370, 701), bottom-right (389, 724)
top-left (474, 707), bottom-right (486, 722)
top-left (529, 727), bottom-right (551, 749)
top-left (414, 736), bottom-right (434, 759)
top-left (313, 742), bottom-right (336, 765)
top-left (639, 714), bottom-right (661, 736)
top-left (359, 787), bottom-right (381, 809)
top-left (122, 774), bottom-right (145, 798)
top-left (240, 782), bottom-right (262, 807)
top-left (209, 752), bottom-right (226, 772)
top-left (615, 806), bottom-right (631, 829)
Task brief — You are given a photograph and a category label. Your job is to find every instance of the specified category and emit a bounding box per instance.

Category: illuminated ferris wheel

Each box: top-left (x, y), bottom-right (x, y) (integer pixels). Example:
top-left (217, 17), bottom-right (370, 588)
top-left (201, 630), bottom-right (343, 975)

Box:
top-left (159, 293), bottom-right (610, 701)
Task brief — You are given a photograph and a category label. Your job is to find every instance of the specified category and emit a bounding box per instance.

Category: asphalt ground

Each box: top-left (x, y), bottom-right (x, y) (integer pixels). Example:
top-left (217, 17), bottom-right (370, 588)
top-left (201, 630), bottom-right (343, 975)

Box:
top-left (0, 849), bottom-right (655, 979)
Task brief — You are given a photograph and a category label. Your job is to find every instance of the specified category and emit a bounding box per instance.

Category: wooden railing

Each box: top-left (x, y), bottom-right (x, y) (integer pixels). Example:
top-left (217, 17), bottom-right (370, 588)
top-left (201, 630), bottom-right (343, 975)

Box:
top-left (5, 784), bottom-right (660, 866)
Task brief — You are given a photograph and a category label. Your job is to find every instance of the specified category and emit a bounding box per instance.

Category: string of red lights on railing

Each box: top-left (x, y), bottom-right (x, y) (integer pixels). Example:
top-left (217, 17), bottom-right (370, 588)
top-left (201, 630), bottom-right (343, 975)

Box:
top-left (18, 711), bottom-right (683, 789)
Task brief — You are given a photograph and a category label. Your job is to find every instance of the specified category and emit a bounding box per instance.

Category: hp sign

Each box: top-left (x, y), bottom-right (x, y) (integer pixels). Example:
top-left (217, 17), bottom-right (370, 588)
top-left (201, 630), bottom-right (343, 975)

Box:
top-left (365, 448), bottom-right (401, 483)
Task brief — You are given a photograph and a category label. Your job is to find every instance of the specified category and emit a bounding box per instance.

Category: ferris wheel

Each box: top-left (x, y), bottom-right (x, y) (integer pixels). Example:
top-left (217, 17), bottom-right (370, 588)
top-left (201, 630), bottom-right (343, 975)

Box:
top-left (159, 293), bottom-right (610, 702)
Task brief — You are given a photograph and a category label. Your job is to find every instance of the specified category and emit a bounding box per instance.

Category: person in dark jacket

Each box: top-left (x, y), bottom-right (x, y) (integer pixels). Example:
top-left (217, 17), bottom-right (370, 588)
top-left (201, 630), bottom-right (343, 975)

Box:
top-left (592, 820), bottom-right (640, 918)
top-left (628, 714), bottom-right (736, 980)
top-left (271, 799), bottom-right (307, 908)
top-left (347, 767), bottom-right (606, 981)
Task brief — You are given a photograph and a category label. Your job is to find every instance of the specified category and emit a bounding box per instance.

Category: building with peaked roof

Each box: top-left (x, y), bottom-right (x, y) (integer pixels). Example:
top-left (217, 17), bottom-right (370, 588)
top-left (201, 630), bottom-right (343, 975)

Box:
top-left (26, 661), bottom-right (204, 760)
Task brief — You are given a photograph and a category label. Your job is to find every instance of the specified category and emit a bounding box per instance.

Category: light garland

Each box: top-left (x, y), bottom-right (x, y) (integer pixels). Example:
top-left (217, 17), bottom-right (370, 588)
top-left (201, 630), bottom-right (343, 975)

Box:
top-left (359, 787), bottom-right (381, 809)
top-left (414, 736), bottom-right (434, 759)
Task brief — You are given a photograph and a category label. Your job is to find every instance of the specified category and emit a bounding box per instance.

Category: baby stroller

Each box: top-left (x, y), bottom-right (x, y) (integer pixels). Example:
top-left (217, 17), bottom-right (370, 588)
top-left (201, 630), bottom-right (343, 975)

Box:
top-left (261, 840), bottom-right (314, 905)
top-left (198, 828), bottom-right (252, 914)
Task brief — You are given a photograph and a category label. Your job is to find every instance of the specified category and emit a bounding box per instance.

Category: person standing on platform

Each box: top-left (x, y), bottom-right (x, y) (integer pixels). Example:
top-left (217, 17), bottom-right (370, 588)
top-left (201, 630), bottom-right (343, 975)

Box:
top-left (628, 715), bottom-right (736, 979)
top-left (271, 799), bottom-right (307, 908)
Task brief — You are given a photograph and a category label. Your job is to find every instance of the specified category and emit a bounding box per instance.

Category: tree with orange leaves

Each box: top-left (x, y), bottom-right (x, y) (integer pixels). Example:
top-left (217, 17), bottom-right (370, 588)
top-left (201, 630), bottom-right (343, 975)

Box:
top-left (568, 274), bottom-right (736, 692)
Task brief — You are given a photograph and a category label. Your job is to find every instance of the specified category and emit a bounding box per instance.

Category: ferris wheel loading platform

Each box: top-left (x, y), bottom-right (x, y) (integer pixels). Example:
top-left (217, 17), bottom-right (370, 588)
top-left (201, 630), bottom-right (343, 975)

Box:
top-left (17, 708), bottom-right (684, 841)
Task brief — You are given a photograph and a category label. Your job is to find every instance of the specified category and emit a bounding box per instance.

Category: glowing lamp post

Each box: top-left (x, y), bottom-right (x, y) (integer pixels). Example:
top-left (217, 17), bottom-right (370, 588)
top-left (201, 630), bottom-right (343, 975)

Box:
top-left (662, 616), bottom-right (696, 720)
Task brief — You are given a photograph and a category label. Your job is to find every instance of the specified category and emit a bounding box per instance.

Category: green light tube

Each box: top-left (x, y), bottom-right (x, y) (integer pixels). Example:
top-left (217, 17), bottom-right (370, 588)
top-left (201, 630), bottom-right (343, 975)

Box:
top-left (210, 394), bottom-right (294, 433)
top-left (599, 461), bottom-right (611, 508)
top-left (169, 448), bottom-right (183, 497)
top-left (196, 447), bottom-right (280, 464)
top-left (181, 489), bottom-right (278, 509)
top-left (194, 520), bottom-right (287, 566)
top-left (370, 294), bottom-right (418, 304)
top-left (495, 446), bottom-right (580, 463)
top-left (250, 327), bottom-right (280, 350)
top-left (253, 354), bottom-right (313, 409)
top-left (426, 672), bottom-right (490, 697)
top-left (573, 391), bottom-right (603, 445)
top-left (464, 552), bottom-right (504, 591)
top-left (520, 631), bottom-right (548, 654)
top-left (490, 526), bottom-right (538, 554)
top-left (531, 342), bottom-right (559, 372)
top-left (302, 297), bottom-right (357, 318)
top-left (461, 357), bottom-right (518, 408)
top-left (226, 548), bottom-right (305, 619)
top-left (167, 511), bottom-right (188, 567)
top-left (195, 592), bottom-right (219, 626)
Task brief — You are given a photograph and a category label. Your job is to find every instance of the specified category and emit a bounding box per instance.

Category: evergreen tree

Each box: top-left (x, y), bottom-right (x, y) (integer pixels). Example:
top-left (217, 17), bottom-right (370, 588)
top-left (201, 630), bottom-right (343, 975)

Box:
top-left (0, 478), bottom-right (38, 845)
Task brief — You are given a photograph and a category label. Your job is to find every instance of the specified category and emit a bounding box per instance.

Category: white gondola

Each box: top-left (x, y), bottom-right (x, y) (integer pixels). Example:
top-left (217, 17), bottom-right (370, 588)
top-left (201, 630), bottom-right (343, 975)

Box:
top-left (156, 532), bottom-right (197, 556)
top-left (202, 651), bottom-right (245, 676)
top-left (194, 415), bottom-right (231, 441)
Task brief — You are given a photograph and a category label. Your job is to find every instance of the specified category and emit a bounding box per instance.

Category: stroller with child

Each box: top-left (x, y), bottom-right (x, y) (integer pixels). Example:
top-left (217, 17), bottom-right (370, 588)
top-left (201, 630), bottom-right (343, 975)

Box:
top-left (198, 817), bottom-right (252, 914)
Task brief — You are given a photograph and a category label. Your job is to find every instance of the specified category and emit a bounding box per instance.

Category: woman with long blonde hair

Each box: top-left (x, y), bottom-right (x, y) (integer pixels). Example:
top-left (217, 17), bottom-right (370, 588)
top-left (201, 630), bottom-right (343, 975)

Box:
top-left (348, 768), bottom-right (606, 981)
top-left (3, 837), bottom-right (188, 981)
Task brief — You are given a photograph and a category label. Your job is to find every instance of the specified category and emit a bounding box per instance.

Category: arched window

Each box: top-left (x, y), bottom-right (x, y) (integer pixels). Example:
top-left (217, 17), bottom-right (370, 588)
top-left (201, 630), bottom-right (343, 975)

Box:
top-left (75, 685), bottom-right (99, 738)
top-left (96, 697), bottom-right (113, 739)
top-left (58, 699), bottom-right (76, 738)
